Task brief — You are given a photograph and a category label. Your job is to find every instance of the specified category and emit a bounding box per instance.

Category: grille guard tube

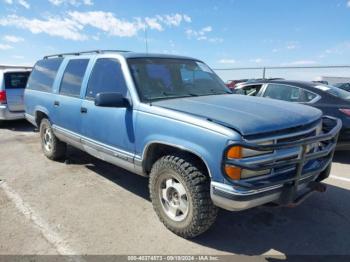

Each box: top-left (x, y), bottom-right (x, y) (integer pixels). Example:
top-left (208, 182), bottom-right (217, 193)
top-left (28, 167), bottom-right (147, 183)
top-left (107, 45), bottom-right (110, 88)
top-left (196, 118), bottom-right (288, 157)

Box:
top-left (223, 116), bottom-right (342, 190)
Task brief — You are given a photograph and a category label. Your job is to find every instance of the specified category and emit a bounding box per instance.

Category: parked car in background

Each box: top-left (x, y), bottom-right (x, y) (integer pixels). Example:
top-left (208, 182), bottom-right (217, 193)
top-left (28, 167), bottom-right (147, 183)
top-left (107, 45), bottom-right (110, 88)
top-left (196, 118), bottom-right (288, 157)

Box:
top-left (0, 65), bottom-right (32, 122)
top-left (225, 78), bottom-right (284, 90)
top-left (225, 79), bottom-right (248, 89)
top-left (234, 80), bottom-right (350, 150)
top-left (312, 80), bottom-right (329, 85)
top-left (25, 51), bottom-right (340, 237)
top-left (334, 82), bottom-right (350, 92)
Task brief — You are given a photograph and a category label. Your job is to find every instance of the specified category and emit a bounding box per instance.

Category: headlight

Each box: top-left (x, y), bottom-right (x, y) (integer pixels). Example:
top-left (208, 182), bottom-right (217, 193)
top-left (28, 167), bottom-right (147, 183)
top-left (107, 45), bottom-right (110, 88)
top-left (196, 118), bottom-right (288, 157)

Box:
top-left (225, 142), bottom-right (273, 180)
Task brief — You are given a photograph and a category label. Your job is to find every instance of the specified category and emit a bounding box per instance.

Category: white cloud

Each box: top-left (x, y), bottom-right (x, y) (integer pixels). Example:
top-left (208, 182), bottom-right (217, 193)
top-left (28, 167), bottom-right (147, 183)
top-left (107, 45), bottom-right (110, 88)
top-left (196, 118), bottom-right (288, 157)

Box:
top-left (3, 0), bottom-right (29, 8)
top-left (0, 12), bottom-right (191, 41)
top-left (3, 35), bottom-right (24, 43)
top-left (347, 0), bottom-right (350, 7)
top-left (18, 0), bottom-right (30, 8)
top-left (145, 17), bottom-right (163, 31)
top-left (186, 26), bottom-right (223, 43)
top-left (49, 0), bottom-right (93, 6)
top-left (0, 15), bottom-right (87, 41)
top-left (146, 13), bottom-right (191, 30)
top-left (162, 14), bottom-right (183, 26)
top-left (183, 14), bottom-right (191, 23)
top-left (218, 59), bottom-right (236, 64)
top-left (68, 11), bottom-right (144, 37)
top-left (0, 43), bottom-right (13, 50)
top-left (186, 26), bottom-right (213, 39)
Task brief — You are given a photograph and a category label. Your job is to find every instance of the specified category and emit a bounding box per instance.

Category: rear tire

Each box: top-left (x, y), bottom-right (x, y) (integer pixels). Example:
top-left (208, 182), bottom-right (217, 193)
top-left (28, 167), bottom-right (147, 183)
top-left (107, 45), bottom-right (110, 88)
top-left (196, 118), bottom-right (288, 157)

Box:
top-left (149, 155), bottom-right (218, 238)
top-left (39, 118), bottom-right (66, 160)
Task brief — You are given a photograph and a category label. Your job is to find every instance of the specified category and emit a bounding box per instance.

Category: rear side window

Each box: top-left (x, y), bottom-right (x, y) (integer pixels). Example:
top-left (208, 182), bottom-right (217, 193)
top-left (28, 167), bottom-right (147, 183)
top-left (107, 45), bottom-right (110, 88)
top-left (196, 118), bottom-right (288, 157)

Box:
top-left (26, 58), bottom-right (63, 92)
top-left (85, 58), bottom-right (128, 99)
top-left (303, 90), bottom-right (318, 102)
top-left (241, 85), bottom-right (262, 96)
top-left (4, 72), bottom-right (30, 89)
top-left (59, 59), bottom-right (89, 97)
top-left (263, 84), bottom-right (301, 102)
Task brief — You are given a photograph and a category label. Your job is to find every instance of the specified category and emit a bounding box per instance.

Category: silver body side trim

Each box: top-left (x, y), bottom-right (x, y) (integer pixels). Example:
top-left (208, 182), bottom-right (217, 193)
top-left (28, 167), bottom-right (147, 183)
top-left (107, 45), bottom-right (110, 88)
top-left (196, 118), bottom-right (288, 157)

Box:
top-left (52, 125), bottom-right (145, 176)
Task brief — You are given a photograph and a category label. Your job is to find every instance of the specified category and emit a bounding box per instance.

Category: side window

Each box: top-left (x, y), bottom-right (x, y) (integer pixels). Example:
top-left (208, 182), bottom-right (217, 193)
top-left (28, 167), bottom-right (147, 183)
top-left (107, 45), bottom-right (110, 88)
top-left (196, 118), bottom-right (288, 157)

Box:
top-left (59, 59), bottom-right (89, 97)
top-left (302, 90), bottom-right (318, 102)
top-left (263, 84), bottom-right (301, 102)
top-left (242, 85), bottom-right (262, 96)
top-left (86, 58), bottom-right (128, 99)
top-left (26, 58), bottom-right (63, 92)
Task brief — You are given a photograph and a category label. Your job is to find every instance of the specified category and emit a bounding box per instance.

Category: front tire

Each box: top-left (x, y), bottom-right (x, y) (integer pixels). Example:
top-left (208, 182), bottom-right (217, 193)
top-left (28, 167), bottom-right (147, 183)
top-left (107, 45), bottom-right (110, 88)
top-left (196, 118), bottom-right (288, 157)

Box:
top-left (40, 118), bottom-right (66, 160)
top-left (149, 155), bottom-right (218, 238)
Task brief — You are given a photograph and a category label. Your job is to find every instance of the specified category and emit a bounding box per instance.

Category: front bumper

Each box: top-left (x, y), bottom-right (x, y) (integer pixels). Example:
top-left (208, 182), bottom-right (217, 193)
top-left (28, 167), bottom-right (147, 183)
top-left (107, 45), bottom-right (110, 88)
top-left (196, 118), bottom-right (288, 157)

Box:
top-left (0, 105), bottom-right (25, 120)
top-left (212, 116), bottom-right (341, 211)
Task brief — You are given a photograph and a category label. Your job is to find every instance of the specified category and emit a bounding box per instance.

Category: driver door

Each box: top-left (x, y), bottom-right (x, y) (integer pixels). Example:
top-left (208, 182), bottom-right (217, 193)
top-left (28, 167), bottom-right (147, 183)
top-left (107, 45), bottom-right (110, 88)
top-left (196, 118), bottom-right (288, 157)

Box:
top-left (80, 58), bottom-right (135, 155)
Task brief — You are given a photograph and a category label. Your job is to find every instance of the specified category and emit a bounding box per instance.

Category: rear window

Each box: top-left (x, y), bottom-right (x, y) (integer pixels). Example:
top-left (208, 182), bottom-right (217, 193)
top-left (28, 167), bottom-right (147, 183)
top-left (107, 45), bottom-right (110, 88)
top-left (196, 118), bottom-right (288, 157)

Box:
top-left (4, 72), bottom-right (30, 89)
top-left (26, 58), bottom-right (63, 92)
top-left (314, 85), bottom-right (350, 101)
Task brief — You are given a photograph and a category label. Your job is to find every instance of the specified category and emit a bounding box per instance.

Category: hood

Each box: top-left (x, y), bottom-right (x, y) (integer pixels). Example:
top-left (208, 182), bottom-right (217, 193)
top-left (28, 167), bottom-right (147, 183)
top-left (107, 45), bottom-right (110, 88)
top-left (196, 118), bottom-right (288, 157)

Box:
top-left (152, 95), bottom-right (322, 136)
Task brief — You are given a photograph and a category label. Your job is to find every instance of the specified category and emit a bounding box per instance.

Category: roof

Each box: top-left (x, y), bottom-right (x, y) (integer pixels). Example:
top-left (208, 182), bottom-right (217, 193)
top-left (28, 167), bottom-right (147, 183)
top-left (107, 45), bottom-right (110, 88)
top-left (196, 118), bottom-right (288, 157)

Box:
top-left (239, 79), bottom-right (320, 88)
top-left (43, 50), bottom-right (199, 61)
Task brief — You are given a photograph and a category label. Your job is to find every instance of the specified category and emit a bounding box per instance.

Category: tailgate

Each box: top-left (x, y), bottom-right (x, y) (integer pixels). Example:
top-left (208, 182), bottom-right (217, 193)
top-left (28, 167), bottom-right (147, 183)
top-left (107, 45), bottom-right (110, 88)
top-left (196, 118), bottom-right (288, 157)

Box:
top-left (4, 72), bottom-right (30, 112)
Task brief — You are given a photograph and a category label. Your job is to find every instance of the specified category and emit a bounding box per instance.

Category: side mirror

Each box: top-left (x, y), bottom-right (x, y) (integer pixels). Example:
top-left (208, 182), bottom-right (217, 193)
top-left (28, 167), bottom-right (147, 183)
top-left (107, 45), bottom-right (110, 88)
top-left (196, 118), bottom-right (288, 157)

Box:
top-left (95, 92), bottom-right (130, 108)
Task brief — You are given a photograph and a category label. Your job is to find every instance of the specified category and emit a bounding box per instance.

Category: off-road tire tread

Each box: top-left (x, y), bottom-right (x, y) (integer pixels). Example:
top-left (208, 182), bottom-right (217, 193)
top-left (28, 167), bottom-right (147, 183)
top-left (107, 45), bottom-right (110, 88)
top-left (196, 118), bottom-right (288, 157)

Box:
top-left (149, 155), bottom-right (218, 238)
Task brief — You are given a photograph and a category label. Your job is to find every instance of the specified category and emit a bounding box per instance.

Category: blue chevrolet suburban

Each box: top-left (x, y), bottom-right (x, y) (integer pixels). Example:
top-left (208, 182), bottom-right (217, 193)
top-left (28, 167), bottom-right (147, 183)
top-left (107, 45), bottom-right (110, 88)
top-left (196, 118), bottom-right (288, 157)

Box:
top-left (24, 50), bottom-right (341, 238)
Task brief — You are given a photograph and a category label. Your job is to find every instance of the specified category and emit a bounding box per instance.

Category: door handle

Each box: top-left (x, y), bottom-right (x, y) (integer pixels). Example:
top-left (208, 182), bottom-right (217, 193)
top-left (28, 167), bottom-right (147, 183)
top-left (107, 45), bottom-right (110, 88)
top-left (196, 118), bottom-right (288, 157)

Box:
top-left (80, 107), bottom-right (88, 113)
top-left (54, 101), bottom-right (60, 106)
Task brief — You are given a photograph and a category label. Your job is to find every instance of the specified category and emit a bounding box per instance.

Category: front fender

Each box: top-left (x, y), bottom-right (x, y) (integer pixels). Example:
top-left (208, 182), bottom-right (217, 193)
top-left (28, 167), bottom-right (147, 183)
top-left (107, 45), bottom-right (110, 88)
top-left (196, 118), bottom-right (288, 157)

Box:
top-left (135, 110), bottom-right (238, 182)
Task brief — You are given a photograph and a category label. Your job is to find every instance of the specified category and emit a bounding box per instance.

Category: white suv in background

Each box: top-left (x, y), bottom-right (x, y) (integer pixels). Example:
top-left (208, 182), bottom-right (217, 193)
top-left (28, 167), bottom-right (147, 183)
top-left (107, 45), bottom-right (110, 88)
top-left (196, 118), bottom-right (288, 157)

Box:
top-left (0, 65), bottom-right (31, 122)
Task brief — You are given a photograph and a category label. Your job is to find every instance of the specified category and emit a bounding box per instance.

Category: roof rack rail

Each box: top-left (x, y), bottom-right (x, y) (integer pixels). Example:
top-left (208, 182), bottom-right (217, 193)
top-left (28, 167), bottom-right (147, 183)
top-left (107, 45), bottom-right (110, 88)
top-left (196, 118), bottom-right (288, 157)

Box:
top-left (43, 49), bottom-right (131, 59)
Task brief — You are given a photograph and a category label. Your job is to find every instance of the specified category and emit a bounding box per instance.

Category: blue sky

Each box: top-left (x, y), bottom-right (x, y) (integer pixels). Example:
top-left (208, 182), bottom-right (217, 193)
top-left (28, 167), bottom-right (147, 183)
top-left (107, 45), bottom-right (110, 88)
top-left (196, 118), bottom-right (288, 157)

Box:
top-left (0, 0), bottom-right (350, 80)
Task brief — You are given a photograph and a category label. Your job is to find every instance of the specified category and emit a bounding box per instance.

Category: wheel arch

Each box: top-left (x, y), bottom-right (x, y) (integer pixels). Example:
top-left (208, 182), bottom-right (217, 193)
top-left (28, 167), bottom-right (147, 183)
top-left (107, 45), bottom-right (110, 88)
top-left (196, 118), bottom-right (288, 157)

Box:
top-left (141, 142), bottom-right (212, 178)
top-left (34, 107), bottom-right (50, 127)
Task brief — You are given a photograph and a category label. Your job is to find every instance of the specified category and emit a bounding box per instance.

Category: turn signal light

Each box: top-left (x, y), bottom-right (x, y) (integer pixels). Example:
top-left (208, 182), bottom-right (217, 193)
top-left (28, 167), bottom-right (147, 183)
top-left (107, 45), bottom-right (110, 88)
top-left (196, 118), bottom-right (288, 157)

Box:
top-left (227, 146), bottom-right (242, 159)
top-left (225, 165), bottom-right (241, 180)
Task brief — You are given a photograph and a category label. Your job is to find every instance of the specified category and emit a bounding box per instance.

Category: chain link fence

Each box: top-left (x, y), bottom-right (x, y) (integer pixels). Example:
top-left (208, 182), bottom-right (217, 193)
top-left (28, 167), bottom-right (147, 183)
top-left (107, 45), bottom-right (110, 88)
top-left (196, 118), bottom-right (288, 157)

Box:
top-left (213, 65), bottom-right (350, 85)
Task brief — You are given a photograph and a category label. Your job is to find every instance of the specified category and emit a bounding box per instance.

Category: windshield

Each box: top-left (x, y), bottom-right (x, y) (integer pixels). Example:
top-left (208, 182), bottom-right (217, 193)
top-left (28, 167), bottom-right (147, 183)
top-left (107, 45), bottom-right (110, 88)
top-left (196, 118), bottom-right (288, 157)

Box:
top-left (128, 58), bottom-right (231, 102)
top-left (314, 84), bottom-right (350, 100)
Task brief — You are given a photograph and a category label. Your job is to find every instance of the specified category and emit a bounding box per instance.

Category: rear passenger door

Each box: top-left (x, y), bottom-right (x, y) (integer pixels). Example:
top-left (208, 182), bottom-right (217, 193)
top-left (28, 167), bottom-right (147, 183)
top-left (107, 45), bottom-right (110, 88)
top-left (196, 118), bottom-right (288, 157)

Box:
top-left (80, 58), bottom-right (134, 154)
top-left (54, 58), bottom-right (89, 134)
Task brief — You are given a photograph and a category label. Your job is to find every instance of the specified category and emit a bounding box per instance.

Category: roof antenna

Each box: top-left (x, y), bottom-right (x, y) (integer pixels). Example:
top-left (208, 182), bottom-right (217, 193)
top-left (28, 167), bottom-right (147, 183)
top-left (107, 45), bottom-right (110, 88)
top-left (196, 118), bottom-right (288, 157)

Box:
top-left (144, 25), bottom-right (149, 53)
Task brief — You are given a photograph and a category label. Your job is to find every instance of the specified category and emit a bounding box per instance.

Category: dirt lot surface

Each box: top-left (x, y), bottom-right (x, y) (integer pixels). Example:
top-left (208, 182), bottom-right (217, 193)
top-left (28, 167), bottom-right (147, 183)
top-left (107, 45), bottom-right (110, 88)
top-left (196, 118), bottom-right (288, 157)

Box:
top-left (1, 120), bottom-right (350, 256)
